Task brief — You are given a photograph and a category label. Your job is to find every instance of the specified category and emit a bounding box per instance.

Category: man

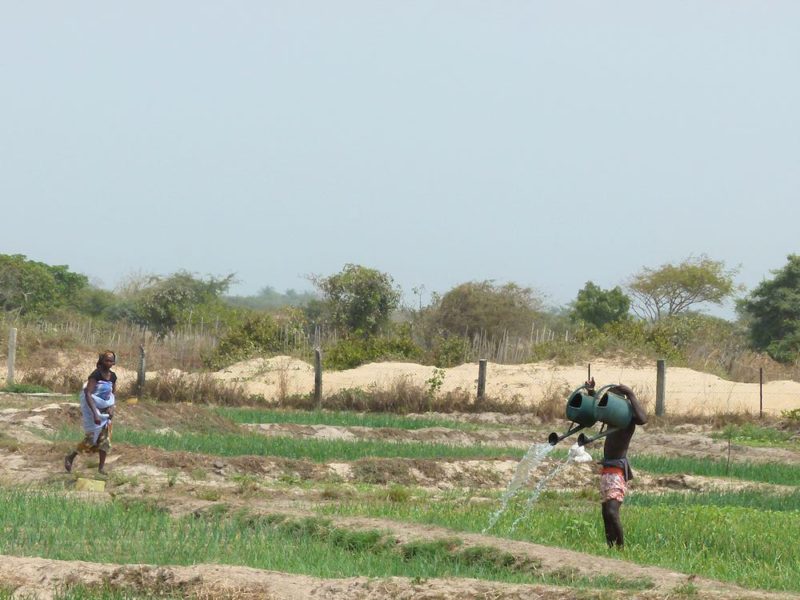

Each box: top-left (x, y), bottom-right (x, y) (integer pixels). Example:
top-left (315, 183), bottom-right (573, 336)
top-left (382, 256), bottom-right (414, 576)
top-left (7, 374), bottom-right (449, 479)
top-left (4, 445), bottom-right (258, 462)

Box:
top-left (597, 383), bottom-right (647, 549)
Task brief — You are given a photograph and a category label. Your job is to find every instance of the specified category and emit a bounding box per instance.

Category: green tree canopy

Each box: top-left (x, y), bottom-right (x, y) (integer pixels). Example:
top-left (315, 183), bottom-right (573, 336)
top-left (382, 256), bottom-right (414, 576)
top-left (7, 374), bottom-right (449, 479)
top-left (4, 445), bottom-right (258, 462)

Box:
top-left (0, 254), bottom-right (88, 316)
top-left (570, 281), bottom-right (630, 328)
top-left (123, 271), bottom-right (235, 337)
top-left (427, 280), bottom-right (543, 340)
top-left (739, 254), bottom-right (800, 363)
top-left (311, 264), bottom-right (401, 336)
top-left (627, 255), bottom-right (738, 322)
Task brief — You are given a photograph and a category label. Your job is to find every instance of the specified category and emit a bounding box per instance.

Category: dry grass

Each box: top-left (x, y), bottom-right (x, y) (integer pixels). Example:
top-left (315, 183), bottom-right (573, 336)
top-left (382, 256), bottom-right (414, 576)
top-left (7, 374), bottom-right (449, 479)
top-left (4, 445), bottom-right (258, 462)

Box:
top-left (144, 371), bottom-right (247, 405)
top-left (19, 367), bottom-right (83, 394)
top-left (272, 378), bottom-right (526, 415)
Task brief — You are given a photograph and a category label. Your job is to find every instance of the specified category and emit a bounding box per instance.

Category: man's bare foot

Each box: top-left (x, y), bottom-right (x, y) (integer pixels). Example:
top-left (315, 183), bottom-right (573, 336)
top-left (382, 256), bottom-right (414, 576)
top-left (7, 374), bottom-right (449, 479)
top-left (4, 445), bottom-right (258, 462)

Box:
top-left (64, 454), bottom-right (74, 473)
top-left (98, 468), bottom-right (107, 476)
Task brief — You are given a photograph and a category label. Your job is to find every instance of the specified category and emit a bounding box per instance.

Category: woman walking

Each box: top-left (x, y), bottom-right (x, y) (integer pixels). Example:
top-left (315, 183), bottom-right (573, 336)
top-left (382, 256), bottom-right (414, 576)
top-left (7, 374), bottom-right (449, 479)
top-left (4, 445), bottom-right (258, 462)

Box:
top-left (64, 350), bottom-right (117, 475)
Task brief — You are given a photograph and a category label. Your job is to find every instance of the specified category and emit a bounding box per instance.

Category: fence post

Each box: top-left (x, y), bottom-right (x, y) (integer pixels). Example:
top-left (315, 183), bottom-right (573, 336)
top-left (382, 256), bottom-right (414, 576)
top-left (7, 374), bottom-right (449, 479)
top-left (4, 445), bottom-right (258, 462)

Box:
top-left (314, 348), bottom-right (323, 409)
top-left (477, 359), bottom-right (487, 404)
top-left (7, 327), bottom-right (17, 385)
top-left (655, 359), bottom-right (666, 416)
top-left (759, 367), bottom-right (763, 418)
top-left (137, 345), bottom-right (146, 398)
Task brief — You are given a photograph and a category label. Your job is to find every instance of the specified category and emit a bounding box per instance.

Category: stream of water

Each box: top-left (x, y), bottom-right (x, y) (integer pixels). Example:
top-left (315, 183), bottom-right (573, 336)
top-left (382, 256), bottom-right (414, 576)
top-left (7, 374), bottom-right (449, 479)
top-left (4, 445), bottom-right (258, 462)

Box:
top-left (509, 453), bottom-right (574, 532)
top-left (482, 442), bottom-right (554, 533)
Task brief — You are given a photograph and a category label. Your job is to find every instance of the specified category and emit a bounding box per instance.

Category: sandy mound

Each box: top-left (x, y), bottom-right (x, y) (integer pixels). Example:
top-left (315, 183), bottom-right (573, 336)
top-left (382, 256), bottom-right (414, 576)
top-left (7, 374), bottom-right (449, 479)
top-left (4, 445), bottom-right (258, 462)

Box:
top-left (5, 355), bottom-right (799, 416)
top-left (215, 357), bottom-right (800, 416)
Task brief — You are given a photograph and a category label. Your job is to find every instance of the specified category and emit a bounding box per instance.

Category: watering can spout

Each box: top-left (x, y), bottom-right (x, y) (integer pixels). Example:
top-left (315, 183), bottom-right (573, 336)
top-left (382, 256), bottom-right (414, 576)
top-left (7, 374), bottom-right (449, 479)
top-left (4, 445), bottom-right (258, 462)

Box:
top-left (577, 428), bottom-right (619, 447)
top-left (548, 424), bottom-right (587, 446)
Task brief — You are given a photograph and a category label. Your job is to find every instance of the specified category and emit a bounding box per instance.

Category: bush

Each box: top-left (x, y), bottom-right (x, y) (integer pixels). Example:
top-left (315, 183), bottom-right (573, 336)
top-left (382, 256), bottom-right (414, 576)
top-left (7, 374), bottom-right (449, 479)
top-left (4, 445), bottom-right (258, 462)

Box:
top-left (324, 331), bottom-right (422, 370)
top-left (205, 309), bottom-right (307, 369)
top-left (423, 335), bottom-right (467, 368)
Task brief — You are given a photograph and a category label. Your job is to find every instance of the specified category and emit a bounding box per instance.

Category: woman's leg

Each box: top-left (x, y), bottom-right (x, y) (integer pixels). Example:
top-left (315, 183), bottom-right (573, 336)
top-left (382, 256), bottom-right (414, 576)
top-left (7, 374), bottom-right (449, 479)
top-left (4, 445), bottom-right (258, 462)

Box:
top-left (98, 450), bottom-right (107, 474)
top-left (64, 451), bottom-right (78, 472)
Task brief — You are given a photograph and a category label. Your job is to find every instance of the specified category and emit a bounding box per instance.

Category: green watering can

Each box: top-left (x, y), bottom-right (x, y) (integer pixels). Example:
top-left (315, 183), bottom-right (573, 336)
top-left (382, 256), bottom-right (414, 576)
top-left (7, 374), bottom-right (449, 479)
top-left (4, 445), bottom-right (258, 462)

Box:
top-left (576, 386), bottom-right (632, 446)
top-left (548, 384), bottom-right (598, 446)
top-left (548, 384), bottom-right (633, 446)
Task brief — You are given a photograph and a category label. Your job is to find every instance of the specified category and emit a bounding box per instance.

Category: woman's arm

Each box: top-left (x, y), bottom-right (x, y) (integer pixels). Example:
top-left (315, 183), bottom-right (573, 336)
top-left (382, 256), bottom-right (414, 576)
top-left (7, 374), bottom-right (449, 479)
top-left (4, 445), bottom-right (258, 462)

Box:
top-left (85, 378), bottom-right (101, 424)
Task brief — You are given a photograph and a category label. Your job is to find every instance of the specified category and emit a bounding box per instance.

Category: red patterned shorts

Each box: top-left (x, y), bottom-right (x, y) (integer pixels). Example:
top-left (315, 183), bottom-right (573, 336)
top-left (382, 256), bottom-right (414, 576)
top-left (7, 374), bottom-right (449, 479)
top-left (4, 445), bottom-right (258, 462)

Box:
top-left (599, 467), bottom-right (626, 503)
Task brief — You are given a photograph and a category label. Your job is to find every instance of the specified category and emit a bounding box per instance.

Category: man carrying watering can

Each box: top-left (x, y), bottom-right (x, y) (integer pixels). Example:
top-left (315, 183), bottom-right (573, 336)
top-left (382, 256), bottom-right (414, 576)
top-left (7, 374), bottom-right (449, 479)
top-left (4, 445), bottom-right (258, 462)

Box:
top-left (593, 382), bottom-right (648, 549)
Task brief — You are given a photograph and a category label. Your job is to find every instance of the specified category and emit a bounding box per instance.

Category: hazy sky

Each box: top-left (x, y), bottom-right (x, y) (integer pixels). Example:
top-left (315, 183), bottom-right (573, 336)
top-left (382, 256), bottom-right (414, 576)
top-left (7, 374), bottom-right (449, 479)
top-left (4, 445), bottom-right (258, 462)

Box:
top-left (2, 2), bottom-right (798, 317)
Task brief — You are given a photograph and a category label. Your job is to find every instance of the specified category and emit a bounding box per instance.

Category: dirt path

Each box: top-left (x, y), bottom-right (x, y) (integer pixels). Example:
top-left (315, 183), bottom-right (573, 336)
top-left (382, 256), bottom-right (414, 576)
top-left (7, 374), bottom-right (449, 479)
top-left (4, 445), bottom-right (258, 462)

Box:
top-left (1, 552), bottom-right (796, 600)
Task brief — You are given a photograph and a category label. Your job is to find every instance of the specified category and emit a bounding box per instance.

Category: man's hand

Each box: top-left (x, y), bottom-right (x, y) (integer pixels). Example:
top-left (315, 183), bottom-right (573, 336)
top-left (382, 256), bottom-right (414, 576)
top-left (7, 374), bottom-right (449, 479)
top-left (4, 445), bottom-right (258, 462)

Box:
top-left (611, 384), bottom-right (633, 398)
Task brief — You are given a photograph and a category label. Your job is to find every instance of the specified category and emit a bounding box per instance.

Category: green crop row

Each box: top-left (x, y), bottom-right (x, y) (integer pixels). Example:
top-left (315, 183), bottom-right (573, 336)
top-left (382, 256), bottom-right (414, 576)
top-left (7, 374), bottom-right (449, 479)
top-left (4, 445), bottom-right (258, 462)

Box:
top-left (0, 491), bottom-right (651, 591)
top-left (214, 407), bottom-right (479, 431)
top-left (631, 455), bottom-right (800, 486)
top-left (50, 427), bottom-right (521, 462)
top-left (318, 487), bottom-right (800, 592)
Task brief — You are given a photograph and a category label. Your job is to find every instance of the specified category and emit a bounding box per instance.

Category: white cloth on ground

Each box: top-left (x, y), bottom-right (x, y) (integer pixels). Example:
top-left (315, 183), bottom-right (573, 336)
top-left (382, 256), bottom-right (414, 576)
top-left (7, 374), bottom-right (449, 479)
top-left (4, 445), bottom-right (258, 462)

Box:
top-left (568, 442), bottom-right (593, 463)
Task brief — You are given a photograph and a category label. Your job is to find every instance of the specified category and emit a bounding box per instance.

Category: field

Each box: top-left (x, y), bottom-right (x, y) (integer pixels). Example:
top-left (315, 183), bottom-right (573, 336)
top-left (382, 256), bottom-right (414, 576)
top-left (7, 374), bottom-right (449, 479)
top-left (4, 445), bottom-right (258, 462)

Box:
top-left (0, 359), bottom-right (799, 599)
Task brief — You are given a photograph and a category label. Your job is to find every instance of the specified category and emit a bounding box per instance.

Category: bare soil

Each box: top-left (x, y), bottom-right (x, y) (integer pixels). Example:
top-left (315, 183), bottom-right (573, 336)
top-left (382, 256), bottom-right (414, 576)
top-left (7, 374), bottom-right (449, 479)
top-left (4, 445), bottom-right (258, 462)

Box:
top-left (0, 398), bottom-right (798, 599)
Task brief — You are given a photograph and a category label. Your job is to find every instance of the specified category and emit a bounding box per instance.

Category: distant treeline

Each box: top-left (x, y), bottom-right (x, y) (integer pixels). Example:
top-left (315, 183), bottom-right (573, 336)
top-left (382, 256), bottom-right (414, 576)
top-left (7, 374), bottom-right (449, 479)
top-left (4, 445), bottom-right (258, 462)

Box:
top-left (2, 253), bottom-right (799, 378)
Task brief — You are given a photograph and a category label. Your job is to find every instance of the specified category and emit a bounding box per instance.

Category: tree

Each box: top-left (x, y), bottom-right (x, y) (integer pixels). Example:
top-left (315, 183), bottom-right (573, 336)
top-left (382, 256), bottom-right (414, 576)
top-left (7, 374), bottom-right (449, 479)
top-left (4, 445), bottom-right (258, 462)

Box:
top-left (311, 264), bottom-right (401, 336)
top-left (126, 271), bottom-right (235, 337)
top-left (570, 281), bottom-right (630, 328)
top-left (627, 255), bottom-right (738, 322)
top-left (739, 254), bottom-right (800, 363)
top-left (0, 254), bottom-right (88, 315)
top-left (428, 281), bottom-right (543, 340)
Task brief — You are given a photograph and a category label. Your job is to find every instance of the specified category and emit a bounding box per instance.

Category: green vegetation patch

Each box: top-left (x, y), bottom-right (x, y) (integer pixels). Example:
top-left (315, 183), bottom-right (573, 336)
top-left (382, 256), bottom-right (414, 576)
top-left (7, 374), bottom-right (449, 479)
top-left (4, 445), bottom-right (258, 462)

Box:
top-left (710, 423), bottom-right (799, 449)
top-left (319, 487), bottom-right (800, 592)
top-left (0, 383), bottom-right (52, 394)
top-left (48, 426), bottom-right (522, 462)
top-left (626, 489), bottom-right (800, 512)
top-left (215, 407), bottom-right (479, 431)
top-left (0, 491), bottom-right (650, 590)
top-left (632, 455), bottom-right (800, 486)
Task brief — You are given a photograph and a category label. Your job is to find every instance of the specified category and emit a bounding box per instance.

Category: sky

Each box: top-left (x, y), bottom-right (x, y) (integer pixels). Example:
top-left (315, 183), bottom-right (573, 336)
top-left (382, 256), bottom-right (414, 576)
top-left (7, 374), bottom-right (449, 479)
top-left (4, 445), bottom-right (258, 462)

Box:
top-left (1, 1), bottom-right (798, 318)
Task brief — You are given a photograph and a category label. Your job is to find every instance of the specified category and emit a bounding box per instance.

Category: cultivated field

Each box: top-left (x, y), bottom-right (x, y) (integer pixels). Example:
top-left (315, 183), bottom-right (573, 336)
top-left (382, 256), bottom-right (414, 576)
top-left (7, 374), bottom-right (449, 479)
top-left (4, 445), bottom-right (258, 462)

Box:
top-left (0, 358), bottom-right (799, 599)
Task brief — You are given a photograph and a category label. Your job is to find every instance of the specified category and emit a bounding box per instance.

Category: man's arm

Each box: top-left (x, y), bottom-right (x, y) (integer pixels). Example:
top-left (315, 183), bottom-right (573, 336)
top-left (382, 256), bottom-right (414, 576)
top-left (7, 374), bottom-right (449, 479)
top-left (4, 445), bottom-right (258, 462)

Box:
top-left (611, 384), bottom-right (648, 425)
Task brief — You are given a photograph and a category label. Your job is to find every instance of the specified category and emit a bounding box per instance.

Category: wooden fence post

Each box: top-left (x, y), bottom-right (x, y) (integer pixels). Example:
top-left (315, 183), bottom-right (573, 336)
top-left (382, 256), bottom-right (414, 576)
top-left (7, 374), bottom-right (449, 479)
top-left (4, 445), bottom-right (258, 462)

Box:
top-left (759, 367), bottom-right (763, 418)
top-left (477, 359), bottom-right (487, 404)
top-left (7, 327), bottom-right (17, 385)
top-left (655, 359), bottom-right (666, 416)
top-left (314, 348), bottom-right (323, 409)
top-left (137, 345), bottom-right (146, 397)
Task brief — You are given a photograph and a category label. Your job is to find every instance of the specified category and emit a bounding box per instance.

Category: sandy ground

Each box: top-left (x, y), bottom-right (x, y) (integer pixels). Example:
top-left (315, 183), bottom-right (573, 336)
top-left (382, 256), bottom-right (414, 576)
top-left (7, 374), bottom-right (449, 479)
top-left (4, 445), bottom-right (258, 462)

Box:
top-left (6, 355), bottom-right (799, 415)
top-left (212, 356), bottom-right (799, 415)
top-left (0, 399), bottom-right (799, 599)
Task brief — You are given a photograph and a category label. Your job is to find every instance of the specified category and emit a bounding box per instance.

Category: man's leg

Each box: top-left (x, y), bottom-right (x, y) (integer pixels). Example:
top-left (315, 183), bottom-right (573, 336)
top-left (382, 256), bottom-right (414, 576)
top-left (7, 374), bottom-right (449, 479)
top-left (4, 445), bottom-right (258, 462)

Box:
top-left (98, 450), bottom-right (107, 474)
top-left (601, 500), bottom-right (624, 548)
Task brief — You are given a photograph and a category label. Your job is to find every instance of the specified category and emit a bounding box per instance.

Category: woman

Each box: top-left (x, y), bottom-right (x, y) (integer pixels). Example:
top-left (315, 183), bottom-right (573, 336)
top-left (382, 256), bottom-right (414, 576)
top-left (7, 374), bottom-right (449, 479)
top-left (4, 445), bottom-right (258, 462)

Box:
top-left (64, 350), bottom-right (117, 475)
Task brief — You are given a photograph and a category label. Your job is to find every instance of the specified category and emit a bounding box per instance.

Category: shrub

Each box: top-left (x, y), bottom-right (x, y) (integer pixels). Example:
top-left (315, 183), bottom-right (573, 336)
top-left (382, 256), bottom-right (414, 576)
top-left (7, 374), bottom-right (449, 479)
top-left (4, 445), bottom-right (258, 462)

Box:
top-left (324, 332), bottom-right (422, 370)
top-left (424, 335), bottom-right (467, 368)
top-left (205, 308), bottom-right (307, 369)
